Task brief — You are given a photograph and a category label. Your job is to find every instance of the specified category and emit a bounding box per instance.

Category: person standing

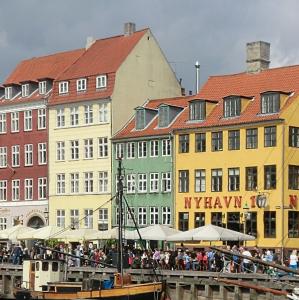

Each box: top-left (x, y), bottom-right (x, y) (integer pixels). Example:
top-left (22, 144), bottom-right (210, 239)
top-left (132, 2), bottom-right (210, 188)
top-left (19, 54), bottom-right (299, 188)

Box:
top-left (289, 250), bottom-right (298, 273)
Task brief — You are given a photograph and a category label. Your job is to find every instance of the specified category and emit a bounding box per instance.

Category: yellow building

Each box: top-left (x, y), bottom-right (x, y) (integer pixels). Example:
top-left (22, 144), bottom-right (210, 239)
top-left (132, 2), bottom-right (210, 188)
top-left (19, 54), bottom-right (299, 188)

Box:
top-left (48, 23), bottom-right (181, 230)
top-left (174, 42), bottom-right (299, 251)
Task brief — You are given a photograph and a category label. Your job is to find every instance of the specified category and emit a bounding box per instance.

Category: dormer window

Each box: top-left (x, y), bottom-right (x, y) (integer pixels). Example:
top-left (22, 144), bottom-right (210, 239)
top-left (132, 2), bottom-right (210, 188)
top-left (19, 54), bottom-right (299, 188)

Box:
top-left (96, 75), bottom-right (107, 89)
top-left (5, 87), bottom-right (12, 100)
top-left (189, 100), bottom-right (206, 121)
top-left (59, 81), bottom-right (69, 94)
top-left (76, 78), bottom-right (87, 92)
top-left (39, 81), bottom-right (47, 94)
top-left (21, 84), bottom-right (29, 97)
top-left (136, 109), bottom-right (145, 130)
top-left (224, 96), bottom-right (241, 118)
top-left (159, 106), bottom-right (169, 127)
top-left (261, 92), bottom-right (279, 114)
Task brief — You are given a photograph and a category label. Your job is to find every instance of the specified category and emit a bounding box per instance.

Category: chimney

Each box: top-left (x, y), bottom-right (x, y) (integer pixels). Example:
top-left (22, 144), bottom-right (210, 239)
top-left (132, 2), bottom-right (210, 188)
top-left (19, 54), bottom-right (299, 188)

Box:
top-left (124, 22), bottom-right (136, 36)
top-left (246, 41), bottom-right (270, 73)
top-left (85, 36), bottom-right (96, 50)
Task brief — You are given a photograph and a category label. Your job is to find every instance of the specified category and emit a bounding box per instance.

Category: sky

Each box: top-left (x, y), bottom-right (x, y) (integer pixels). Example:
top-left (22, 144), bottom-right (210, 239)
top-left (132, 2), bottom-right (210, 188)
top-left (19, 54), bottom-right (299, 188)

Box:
top-left (1, 0), bottom-right (299, 93)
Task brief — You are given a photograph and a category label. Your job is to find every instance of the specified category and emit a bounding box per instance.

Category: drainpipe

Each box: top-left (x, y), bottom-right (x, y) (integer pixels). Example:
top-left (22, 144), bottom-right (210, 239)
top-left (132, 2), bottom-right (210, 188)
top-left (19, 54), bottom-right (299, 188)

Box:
top-left (281, 123), bottom-right (285, 264)
top-left (170, 131), bottom-right (176, 229)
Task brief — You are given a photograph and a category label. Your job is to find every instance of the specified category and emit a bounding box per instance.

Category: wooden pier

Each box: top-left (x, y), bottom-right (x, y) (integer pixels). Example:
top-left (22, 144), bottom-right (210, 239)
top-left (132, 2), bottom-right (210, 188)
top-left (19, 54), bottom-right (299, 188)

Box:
top-left (1, 263), bottom-right (298, 299)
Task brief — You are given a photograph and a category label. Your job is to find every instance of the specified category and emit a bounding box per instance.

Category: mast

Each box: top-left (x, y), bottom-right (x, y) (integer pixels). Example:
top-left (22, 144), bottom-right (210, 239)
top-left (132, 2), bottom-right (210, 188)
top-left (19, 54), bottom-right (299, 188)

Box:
top-left (117, 159), bottom-right (124, 278)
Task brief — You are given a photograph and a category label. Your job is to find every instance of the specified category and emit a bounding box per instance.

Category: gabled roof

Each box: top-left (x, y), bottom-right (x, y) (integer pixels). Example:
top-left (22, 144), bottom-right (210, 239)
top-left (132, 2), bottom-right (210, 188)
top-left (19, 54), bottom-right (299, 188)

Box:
top-left (113, 96), bottom-right (193, 140)
top-left (173, 64), bottom-right (299, 130)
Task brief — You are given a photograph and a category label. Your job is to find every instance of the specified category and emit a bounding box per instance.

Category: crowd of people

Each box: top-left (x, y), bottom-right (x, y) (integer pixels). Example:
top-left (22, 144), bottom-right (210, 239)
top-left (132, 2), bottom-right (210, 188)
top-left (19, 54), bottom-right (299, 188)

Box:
top-left (0, 242), bottom-right (298, 275)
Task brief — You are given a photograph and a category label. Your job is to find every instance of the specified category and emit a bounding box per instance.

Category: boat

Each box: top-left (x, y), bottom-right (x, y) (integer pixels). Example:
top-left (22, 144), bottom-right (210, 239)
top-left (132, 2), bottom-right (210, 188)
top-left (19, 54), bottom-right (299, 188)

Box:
top-left (14, 159), bottom-right (164, 300)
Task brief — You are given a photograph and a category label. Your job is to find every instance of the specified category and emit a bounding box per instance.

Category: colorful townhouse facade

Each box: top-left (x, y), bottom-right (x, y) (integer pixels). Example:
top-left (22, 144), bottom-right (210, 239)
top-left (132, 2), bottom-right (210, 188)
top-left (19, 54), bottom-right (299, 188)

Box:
top-left (112, 97), bottom-right (190, 234)
top-left (173, 42), bottom-right (299, 250)
top-left (0, 49), bottom-right (83, 229)
top-left (47, 23), bottom-right (182, 230)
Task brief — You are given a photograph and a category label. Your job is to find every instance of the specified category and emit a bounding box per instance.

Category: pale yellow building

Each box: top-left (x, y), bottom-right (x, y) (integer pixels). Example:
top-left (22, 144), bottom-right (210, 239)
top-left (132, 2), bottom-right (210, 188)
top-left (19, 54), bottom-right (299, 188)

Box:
top-left (48, 23), bottom-right (181, 229)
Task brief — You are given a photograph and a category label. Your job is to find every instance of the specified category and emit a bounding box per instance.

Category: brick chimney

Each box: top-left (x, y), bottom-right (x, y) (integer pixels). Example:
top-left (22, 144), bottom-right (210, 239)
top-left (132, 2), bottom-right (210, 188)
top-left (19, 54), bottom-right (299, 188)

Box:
top-left (124, 22), bottom-right (136, 36)
top-left (246, 41), bottom-right (270, 73)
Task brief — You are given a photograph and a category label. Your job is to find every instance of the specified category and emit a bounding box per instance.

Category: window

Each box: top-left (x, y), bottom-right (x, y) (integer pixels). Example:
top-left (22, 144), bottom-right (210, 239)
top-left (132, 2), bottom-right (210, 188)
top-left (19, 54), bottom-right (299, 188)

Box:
top-left (150, 207), bottom-right (159, 225)
top-left (178, 212), bottom-right (189, 231)
top-left (212, 131), bottom-right (223, 151)
top-left (138, 141), bottom-right (147, 158)
top-left (70, 140), bottom-right (79, 160)
top-left (179, 170), bottom-right (189, 193)
top-left (70, 209), bottom-right (79, 229)
top-left (70, 173), bottom-right (79, 194)
top-left (38, 143), bottom-right (47, 165)
top-left (135, 109), bottom-right (145, 130)
top-left (264, 126), bottom-right (276, 147)
top-left (261, 93), bottom-right (280, 114)
top-left (264, 211), bottom-right (276, 238)
top-left (12, 145), bottom-right (20, 167)
top-left (179, 134), bottom-right (189, 153)
top-left (98, 208), bottom-right (108, 231)
top-left (0, 181), bottom-right (7, 201)
top-left (24, 110), bottom-right (32, 131)
top-left (70, 107), bottom-right (79, 126)
top-left (288, 211), bottom-right (299, 238)
top-left (56, 141), bottom-right (65, 161)
top-left (126, 207), bottom-right (136, 226)
top-left (150, 173), bottom-right (159, 192)
top-left (195, 169), bottom-right (206, 192)
top-left (5, 87), bottom-right (12, 99)
top-left (11, 112), bottom-right (19, 132)
top-left (138, 173), bottom-right (147, 193)
top-left (38, 108), bottom-right (46, 129)
top-left (138, 207), bottom-right (147, 225)
top-left (0, 147), bottom-right (7, 168)
top-left (99, 171), bottom-right (108, 193)
top-left (59, 81), bottom-right (68, 94)
top-left (127, 174), bottom-right (136, 194)
top-left (84, 209), bottom-right (93, 229)
top-left (264, 165), bottom-right (276, 189)
top-left (162, 139), bottom-right (171, 156)
top-left (289, 165), bottom-right (299, 190)
top-left (0, 217), bottom-right (7, 230)
top-left (99, 103), bottom-right (109, 123)
top-left (0, 113), bottom-right (7, 133)
top-left (22, 84), bottom-right (29, 97)
top-left (228, 168), bottom-right (240, 191)
top-left (211, 212), bottom-right (224, 227)
top-left (98, 137), bottom-right (108, 158)
top-left (84, 105), bottom-right (93, 124)
top-left (228, 130), bottom-right (240, 150)
top-left (56, 108), bottom-right (65, 127)
top-left (194, 212), bottom-right (205, 228)
top-left (162, 207), bottom-right (171, 225)
top-left (127, 142), bottom-right (135, 159)
top-left (56, 174), bottom-right (65, 194)
top-left (38, 177), bottom-right (47, 200)
top-left (24, 178), bottom-right (33, 200)
top-left (56, 210), bottom-right (65, 227)
top-left (224, 96), bottom-right (241, 118)
top-left (150, 140), bottom-right (159, 157)
top-left (245, 212), bottom-right (257, 236)
top-left (289, 126), bottom-right (299, 148)
top-left (161, 172), bottom-right (171, 193)
top-left (39, 81), bottom-right (46, 94)
top-left (96, 75), bottom-right (107, 89)
top-left (246, 128), bottom-right (258, 149)
top-left (12, 179), bottom-right (20, 201)
top-left (77, 78), bottom-right (87, 91)
top-left (189, 101), bottom-right (205, 121)
top-left (211, 169), bottom-right (222, 192)
top-left (158, 105), bottom-right (169, 128)
top-left (24, 144), bottom-right (33, 166)
top-left (84, 139), bottom-right (93, 159)
top-left (246, 167), bottom-right (257, 191)
top-left (115, 143), bottom-right (124, 159)
top-left (84, 172), bottom-right (94, 193)
top-left (195, 133), bottom-right (206, 152)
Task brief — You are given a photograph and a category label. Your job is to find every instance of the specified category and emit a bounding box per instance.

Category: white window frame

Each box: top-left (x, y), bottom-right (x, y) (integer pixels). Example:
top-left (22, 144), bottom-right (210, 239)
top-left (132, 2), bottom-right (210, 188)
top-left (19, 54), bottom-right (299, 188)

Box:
top-left (138, 207), bottom-right (147, 226)
top-left (150, 207), bottom-right (159, 225)
top-left (150, 140), bottom-right (159, 157)
top-left (115, 143), bottom-right (124, 159)
top-left (38, 143), bottom-right (47, 165)
top-left (150, 173), bottom-right (159, 193)
top-left (126, 174), bottom-right (136, 194)
top-left (84, 104), bottom-right (93, 124)
top-left (39, 81), bottom-right (47, 95)
top-left (84, 209), bottom-right (93, 229)
top-left (56, 141), bottom-right (65, 161)
top-left (5, 87), bottom-right (12, 99)
top-left (161, 172), bottom-right (171, 193)
top-left (0, 147), bottom-right (7, 168)
top-left (24, 110), bottom-right (32, 131)
top-left (12, 145), bottom-right (20, 167)
top-left (76, 78), bottom-right (87, 92)
top-left (70, 173), bottom-right (79, 194)
top-left (98, 208), bottom-right (108, 230)
top-left (56, 173), bottom-right (66, 194)
top-left (84, 172), bottom-right (94, 193)
top-left (56, 209), bottom-right (65, 227)
top-left (99, 171), bottom-right (108, 193)
top-left (98, 137), bottom-right (108, 158)
top-left (59, 81), bottom-right (68, 94)
top-left (56, 108), bottom-right (65, 128)
top-left (38, 177), bottom-right (47, 200)
top-left (84, 138), bottom-right (93, 159)
top-left (70, 140), bottom-right (79, 160)
top-left (162, 207), bottom-right (171, 225)
top-left (96, 75), bottom-right (107, 89)
top-left (22, 84), bottom-right (29, 97)
top-left (12, 179), bottom-right (20, 201)
top-left (11, 112), bottom-right (19, 132)
top-left (138, 173), bottom-right (147, 193)
top-left (24, 144), bottom-right (33, 166)
top-left (162, 139), bottom-right (171, 156)
top-left (138, 141), bottom-right (147, 158)
top-left (24, 178), bottom-right (33, 200)
top-left (0, 217), bottom-right (7, 230)
top-left (0, 113), bottom-right (7, 133)
top-left (70, 209), bottom-right (79, 229)
top-left (38, 108), bottom-right (46, 129)
top-left (70, 107), bottom-right (79, 126)
top-left (127, 142), bottom-right (135, 159)
top-left (0, 180), bottom-right (7, 201)
top-left (99, 103), bottom-right (109, 123)
top-left (195, 169), bottom-right (206, 192)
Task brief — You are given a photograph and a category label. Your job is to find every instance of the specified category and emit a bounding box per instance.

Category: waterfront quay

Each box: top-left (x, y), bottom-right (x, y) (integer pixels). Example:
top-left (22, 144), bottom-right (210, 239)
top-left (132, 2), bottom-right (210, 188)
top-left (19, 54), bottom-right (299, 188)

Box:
top-left (1, 263), bottom-right (298, 300)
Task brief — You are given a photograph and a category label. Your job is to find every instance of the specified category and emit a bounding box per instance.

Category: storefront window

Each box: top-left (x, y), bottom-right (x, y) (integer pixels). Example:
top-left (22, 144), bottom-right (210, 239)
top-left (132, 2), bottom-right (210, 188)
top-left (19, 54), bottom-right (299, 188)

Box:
top-left (178, 212), bottom-right (189, 231)
top-left (288, 211), bottom-right (299, 238)
top-left (264, 211), bottom-right (276, 238)
top-left (194, 212), bottom-right (205, 228)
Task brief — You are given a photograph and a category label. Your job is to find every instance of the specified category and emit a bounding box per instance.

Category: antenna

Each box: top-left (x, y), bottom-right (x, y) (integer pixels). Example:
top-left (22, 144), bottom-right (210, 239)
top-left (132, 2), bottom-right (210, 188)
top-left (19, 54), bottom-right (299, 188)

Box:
top-left (195, 61), bottom-right (200, 94)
